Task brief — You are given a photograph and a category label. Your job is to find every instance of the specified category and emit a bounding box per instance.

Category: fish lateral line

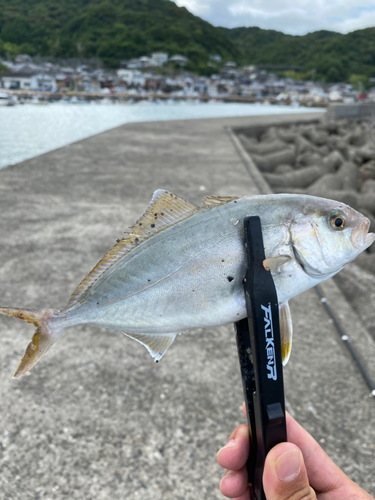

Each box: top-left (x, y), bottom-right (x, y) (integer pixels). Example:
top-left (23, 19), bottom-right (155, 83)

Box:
top-left (0, 191), bottom-right (373, 377)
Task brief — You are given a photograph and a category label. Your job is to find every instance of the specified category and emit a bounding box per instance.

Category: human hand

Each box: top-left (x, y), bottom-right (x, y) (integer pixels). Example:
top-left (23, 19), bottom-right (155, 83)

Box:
top-left (217, 403), bottom-right (374, 500)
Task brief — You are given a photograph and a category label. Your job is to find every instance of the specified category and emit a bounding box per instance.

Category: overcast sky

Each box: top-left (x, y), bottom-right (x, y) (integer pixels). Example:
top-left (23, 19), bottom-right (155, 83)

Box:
top-left (175, 0), bottom-right (375, 35)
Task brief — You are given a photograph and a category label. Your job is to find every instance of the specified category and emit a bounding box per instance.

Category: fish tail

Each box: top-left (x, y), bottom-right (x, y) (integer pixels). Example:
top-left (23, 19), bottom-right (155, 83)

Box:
top-left (0, 307), bottom-right (62, 378)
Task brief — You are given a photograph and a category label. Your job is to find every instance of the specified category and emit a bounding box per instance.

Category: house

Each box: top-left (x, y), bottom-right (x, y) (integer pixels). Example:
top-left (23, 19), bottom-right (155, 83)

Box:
top-left (55, 73), bottom-right (75, 90)
top-left (73, 73), bottom-right (101, 92)
top-left (150, 53), bottom-right (168, 67)
top-left (127, 58), bottom-right (144, 70)
top-left (193, 78), bottom-right (209, 95)
top-left (161, 77), bottom-right (183, 92)
top-left (117, 69), bottom-right (145, 88)
top-left (144, 74), bottom-right (163, 91)
top-left (0, 71), bottom-right (56, 91)
top-left (139, 56), bottom-right (151, 68)
top-left (169, 55), bottom-right (188, 66)
top-left (14, 54), bottom-right (32, 64)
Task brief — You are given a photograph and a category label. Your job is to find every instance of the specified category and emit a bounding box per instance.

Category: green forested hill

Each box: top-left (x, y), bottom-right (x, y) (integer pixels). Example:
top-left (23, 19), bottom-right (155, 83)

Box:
top-left (0, 0), bottom-right (240, 71)
top-left (1, 0), bottom-right (375, 82)
top-left (219, 26), bottom-right (375, 82)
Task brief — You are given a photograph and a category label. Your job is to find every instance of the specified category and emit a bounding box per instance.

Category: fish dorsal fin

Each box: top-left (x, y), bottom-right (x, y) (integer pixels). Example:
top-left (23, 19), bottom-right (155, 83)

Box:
top-left (67, 190), bottom-right (199, 308)
top-left (130, 189), bottom-right (199, 238)
top-left (123, 332), bottom-right (181, 361)
top-left (203, 195), bottom-right (239, 208)
top-left (279, 301), bottom-right (293, 366)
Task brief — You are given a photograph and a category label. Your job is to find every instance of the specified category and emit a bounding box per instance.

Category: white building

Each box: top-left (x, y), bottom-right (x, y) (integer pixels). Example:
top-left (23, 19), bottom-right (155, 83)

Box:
top-left (117, 69), bottom-right (145, 87)
top-left (0, 71), bottom-right (56, 91)
top-left (170, 55), bottom-right (188, 66)
top-left (139, 56), bottom-right (151, 68)
top-left (127, 58), bottom-right (144, 70)
top-left (150, 53), bottom-right (168, 67)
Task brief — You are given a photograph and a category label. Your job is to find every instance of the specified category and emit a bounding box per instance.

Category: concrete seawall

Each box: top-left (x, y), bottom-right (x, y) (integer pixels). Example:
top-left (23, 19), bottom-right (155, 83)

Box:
top-left (1, 111), bottom-right (374, 499)
top-left (326, 102), bottom-right (375, 119)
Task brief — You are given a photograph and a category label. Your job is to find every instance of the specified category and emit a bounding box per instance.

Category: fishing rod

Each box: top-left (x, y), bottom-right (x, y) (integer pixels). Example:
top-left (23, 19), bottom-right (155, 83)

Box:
top-left (235, 216), bottom-right (287, 500)
top-left (315, 286), bottom-right (375, 396)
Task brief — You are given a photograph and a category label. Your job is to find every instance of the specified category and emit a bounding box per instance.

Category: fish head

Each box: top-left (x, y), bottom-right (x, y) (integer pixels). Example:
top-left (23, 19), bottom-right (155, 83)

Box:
top-left (290, 196), bottom-right (375, 280)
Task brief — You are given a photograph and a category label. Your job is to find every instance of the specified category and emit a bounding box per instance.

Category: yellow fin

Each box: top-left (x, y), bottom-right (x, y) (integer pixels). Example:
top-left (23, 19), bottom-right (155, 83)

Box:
top-left (13, 326), bottom-right (55, 378)
top-left (130, 189), bottom-right (199, 238)
top-left (263, 255), bottom-right (292, 272)
top-left (279, 302), bottom-right (293, 366)
top-left (67, 190), bottom-right (199, 308)
top-left (0, 307), bottom-right (62, 378)
top-left (202, 195), bottom-right (239, 208)
top-left (123, 332), bottom-right (182, 361)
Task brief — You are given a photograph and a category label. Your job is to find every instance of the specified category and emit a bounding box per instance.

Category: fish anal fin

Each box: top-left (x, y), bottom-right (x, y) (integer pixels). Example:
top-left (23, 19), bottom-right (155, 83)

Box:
top-left (263, 255), bottom-right (292, 272)
top-left (202, 195), bottom-right (239, 208)
top-left (13, 326), bottom-right (56, 378)
top-left (123, 332), bottom-right (181, 361)
top-left (67, 190), bottom-right (199, 308)
top-left (279, 301), bottom-right (293, 366)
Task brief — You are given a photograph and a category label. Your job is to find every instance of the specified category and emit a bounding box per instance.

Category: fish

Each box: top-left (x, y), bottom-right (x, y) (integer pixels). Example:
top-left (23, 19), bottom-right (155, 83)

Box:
top-left (0, 190), bottom-right (374, 378)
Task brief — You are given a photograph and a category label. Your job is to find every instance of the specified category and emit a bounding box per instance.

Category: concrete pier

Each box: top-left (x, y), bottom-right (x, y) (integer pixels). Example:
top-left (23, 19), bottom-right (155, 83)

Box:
top-left (0, 112), bottom-right (374, 500)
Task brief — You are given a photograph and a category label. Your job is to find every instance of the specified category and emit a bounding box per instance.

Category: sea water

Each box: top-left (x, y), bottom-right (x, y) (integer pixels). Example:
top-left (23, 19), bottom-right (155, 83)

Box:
top-left (0, 101), bottom-right (323, 170)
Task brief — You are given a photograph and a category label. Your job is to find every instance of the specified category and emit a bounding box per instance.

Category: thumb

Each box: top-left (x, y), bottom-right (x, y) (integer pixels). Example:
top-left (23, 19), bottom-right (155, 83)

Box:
top-left (263, 443), bottom-right (316, 500)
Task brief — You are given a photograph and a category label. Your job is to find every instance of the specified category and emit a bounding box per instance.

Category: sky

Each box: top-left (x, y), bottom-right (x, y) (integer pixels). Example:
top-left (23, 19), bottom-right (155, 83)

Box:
top-left (175, 0), bottom-right (375, 35)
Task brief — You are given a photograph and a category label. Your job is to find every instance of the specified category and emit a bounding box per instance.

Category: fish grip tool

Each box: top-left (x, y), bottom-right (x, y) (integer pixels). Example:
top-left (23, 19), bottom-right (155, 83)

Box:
top-left (235, 216), bottom-right (287, 500)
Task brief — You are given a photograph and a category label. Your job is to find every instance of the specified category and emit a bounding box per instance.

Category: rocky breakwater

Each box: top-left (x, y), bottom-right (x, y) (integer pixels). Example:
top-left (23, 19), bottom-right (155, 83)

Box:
top-left (238, 119), bottom-right (375, 274)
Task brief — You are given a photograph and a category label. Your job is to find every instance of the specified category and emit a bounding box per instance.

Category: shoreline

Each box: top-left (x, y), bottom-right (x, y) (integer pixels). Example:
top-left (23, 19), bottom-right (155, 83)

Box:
top-left (0, 103), bottom-right (324, 171)
top-left (2, 88), bottom-right (328, 107)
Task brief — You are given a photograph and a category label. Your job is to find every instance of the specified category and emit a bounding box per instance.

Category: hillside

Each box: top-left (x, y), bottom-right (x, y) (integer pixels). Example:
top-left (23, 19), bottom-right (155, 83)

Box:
top-left (1, 0), bottom-right (375, 82)
top-left (0, 0), bottom-right (240, 71)
top-left (219, 26), bottom-right (375, 82)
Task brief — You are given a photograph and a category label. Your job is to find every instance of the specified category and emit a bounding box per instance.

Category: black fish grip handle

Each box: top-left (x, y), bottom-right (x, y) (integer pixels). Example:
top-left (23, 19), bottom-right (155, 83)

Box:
top-left (235, 216), bottom-right (287, 500)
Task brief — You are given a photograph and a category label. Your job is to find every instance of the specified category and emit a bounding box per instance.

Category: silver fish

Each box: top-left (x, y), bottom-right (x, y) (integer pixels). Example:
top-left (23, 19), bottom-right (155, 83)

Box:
top-left (1, 190), bottom-right (374, 378)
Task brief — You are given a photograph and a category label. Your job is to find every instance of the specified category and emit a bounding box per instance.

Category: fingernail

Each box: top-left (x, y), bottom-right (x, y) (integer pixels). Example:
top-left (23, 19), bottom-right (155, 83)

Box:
top-left (276, 449), bottom-right (301, 482)
top-left (217, 439), bottom-right (235, 456)
top-left (219, 469), bottom-right (236, 489)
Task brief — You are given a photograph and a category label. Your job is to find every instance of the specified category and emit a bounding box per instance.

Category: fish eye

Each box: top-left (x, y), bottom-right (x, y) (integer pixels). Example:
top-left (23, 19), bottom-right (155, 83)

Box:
top-left (329, 211), bottom-right (346, 230)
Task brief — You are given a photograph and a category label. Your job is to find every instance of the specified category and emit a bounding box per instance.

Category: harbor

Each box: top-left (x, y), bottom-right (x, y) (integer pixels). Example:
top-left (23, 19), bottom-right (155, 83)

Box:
top-left (0, 101), bottom-right (323, 170)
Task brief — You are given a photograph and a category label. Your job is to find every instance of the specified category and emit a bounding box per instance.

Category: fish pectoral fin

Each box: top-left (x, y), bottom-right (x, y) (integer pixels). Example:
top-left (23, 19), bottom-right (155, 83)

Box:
top-left (263, 255), bottom-right (292, 272)
top-left (279, 301), bottom-right (293, 366)
top-left (123, 332), bottom-right (182, 362)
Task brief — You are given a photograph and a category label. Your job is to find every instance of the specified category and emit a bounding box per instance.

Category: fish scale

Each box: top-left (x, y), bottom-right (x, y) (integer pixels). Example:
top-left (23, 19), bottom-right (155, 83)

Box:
top-left (0, 190), bottom-right (374, 378)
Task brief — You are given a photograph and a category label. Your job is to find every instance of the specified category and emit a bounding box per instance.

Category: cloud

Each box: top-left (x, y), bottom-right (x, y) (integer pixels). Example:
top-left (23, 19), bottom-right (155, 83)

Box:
top-left (174, 0), bottom-right (375, 35)
top-left (175, 0), bottom-right (211, 17)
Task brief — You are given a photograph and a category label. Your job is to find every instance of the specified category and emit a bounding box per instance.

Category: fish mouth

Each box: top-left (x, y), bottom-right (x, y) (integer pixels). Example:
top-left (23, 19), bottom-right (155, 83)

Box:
top-left (351, 219), bottom-right (375, 250)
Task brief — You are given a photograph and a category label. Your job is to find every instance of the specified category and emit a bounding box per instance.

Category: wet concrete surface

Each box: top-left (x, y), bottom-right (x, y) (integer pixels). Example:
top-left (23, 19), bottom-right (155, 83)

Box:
top-left (0, 112), bottom-right (375, 500)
